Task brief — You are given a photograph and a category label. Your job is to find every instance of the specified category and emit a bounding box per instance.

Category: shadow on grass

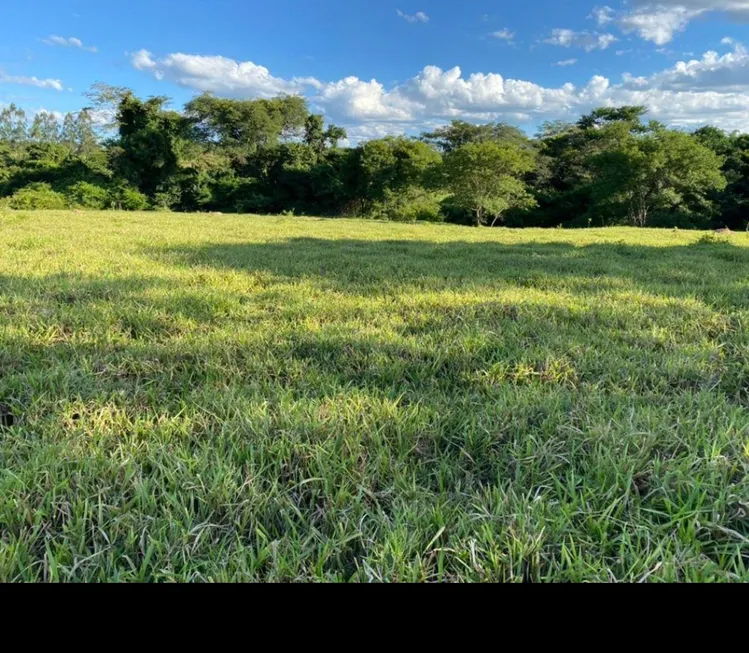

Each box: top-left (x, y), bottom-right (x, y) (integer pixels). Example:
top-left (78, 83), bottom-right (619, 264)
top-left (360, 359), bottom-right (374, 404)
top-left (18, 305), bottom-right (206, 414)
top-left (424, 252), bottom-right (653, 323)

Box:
top-left (147, 237), bottom-right (749, 307)
top-left (1, 239), bottom-right (748, 581)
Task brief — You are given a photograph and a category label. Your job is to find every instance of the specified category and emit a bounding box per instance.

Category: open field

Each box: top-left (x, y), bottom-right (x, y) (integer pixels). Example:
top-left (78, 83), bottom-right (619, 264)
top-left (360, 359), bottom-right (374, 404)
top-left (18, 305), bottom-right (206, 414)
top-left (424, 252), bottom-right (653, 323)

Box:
top-left (0, 210), bottom-right (747, 582)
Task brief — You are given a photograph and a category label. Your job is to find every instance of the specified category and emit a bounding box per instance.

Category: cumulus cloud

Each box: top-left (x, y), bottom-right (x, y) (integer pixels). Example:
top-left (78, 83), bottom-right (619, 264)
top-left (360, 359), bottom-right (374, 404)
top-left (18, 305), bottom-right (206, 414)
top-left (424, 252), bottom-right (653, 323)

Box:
top-left (131, 46), bottom-right (749, 135)
top-left (0, 72), bottom-right (64, 91)
top-left (130, 50), bottom-right (316, 97)
top-left (316, 76), bottom-right (418, 120)
top-left (555, 59), bottom-right (579, 67)
top-left (396, 10), bottom-right (429, 24)
top-left (43, 35), bottom-right (97, 52)
top-left (628, 42), bottom-right (749, 92)
top-left (544, 29), bottom-right (618, 51)
top-left (491, 29), bottom-right (515, 42)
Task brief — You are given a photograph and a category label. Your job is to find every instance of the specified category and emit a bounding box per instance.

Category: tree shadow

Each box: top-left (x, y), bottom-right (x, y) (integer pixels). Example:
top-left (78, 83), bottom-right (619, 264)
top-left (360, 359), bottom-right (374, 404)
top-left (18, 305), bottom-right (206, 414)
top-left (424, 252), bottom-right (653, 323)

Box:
top-left (1, 238), bottom-right (748, 581)
top-left (148, 237), bottom-right (749, 308)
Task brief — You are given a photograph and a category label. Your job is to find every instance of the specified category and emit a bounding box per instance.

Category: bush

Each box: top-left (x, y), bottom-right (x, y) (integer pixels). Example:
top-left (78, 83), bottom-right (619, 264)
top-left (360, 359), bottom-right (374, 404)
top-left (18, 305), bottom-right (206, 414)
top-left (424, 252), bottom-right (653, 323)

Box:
top-left (9, 183), bottom-right (67, 210)
top-left (109, 185), bottom-right (150, 211)
top-left (368, 190), bottom-right (444, 223)
top-left (65, 182), bottom-right (110, 210)
top-left (439, 195), bottom-right (474, 226)
top-left (389, 191), bottom-right (444, 223)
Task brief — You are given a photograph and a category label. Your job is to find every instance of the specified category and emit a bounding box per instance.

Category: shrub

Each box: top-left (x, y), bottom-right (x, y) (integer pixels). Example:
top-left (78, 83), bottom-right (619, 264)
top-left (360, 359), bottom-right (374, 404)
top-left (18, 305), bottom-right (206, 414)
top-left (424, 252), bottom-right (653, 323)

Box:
top-left (368, 190), bottom-right (444, 223)
top-left (65, 182), bottom-right (110, 210)
top-left (109, 185), bottom-right (150, 211)
top-left (9, 183), bottom-right (67, 210)
top-left (439, 195), bottom-right (474, 226)
top-left (390, 193), bottom-right (443, 222)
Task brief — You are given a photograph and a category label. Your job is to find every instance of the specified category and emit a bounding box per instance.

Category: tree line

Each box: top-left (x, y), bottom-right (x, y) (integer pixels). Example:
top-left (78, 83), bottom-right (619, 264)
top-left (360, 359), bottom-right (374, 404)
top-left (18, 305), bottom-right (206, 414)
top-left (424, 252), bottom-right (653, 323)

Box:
top-left (1, 84), bottom-right (747, 229)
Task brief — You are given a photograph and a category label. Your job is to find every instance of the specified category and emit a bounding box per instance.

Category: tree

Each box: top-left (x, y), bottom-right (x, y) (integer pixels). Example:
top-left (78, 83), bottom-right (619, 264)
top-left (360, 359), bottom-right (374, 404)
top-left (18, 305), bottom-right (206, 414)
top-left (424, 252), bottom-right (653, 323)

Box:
top-left (0, 104), bottom-right (28, 148)
top-left (74, 109), bottom-right (98, 157)
top-left (354, 137), bottom-right (441, 210)
top-left (60, 113), bottom-right (78, 151)
top-left (324, 125), bottom-right (347, 149)
top-left (185, 93), bottom-right (309, 156)
top-left (421, 120), bottom-right (531, 154)
top-left (577, 106), bottom-right (649, 131)
top-left (29, 112), bottom-right (60, 144)
top-left (83, 82), bottom-right (131, 132)
top-left (304, 114), bottom-right (347, 159)
top-left (114, 93), bottom-right (189, 197)
top-left (693, 127), bottom-right (749, 230)
top-left (590, 128), bottom-right (727, 226)
top-left (441, 141), bottom-right (536, 226)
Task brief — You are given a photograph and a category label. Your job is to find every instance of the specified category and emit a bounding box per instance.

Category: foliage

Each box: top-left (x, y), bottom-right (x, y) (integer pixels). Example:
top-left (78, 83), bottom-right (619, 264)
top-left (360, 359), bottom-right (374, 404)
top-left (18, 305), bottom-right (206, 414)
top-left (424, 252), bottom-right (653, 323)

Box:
top-left (185, 93), bottom-right (309, 155)
top-left (369, 188), bottom-right (444, 222)
top-left (65, 181), bottom-right (111, 209)
top-left (109, 183), bottom-right (150, 211)
top-left (8, 182), bottom-right (67, 209)
top-left (0, 89), bottom-right (748, 228)
top-left (421, 119), bottom-right (533, 153)
top-left (354, 136), bottom-right (441, 211)
top-left (441, 141), bottom-right (536, 226)
top-left (590, 127), bottom-right (726, 226)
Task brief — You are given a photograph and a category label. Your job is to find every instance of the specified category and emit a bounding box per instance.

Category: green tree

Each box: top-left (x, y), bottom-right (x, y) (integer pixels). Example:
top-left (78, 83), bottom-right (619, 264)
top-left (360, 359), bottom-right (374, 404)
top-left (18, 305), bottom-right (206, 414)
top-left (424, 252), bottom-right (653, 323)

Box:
top-left (113, 93), bottom-right (189, 197)
top-left (577, 106), bottom-right (649, 131)
top-left (591, 128), bottom-right (727, 226)
top-left (441, 141), bottom-right (536, 226)
top-left (354, 136), bottom-right (441, 211)
top-left (324, 124), bottom-right (347, 149)
top-left (421, 120), bottom-right (531, 154)
top-left (60, 113), bottom-right (77, 151)
top-left (185, 93), bottom-right (309, 157)
top-left (29, 112), bottom-right (60, 144)
top-left (0, 104), bottom-right (28, 147)
top-left (74, 109), bottom-right (98, 157)
top-left (693, 127), bottom-right (749, 230)
top-left (304, 114), bottom-right (347, 159)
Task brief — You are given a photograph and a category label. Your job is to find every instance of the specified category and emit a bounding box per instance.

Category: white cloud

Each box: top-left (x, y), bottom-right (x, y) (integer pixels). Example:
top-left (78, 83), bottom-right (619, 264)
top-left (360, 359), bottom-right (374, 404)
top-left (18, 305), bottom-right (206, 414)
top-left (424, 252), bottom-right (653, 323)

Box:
top-left (591, 6), bottom-right (615, 25)
top-left (396, 10), bottom-right (429, 24)
top-left (544, 29), bottom-right (618, 52)
top-left (130, 49), bottom-right (157, 71)
top-left (619, 2), bottom-right (749, 45)
top-left (619, 6), bottom-right (698, 46)
top-left (131, 46), bottom-right (749, 135)
top-left (43, 35), bottom-right (97, 53)
top-left (0, 72), bottom-right (64, 91)
top-left (629, 42), bottom-right (749, 92)
top-left (130, 51), bottom-right (316, 97)
top-left (491, 29), bottom-right (515, 42)
top-left (317, 76), bottom-right (417, 120)
top-left (555, 59), bottom-right (579, 67)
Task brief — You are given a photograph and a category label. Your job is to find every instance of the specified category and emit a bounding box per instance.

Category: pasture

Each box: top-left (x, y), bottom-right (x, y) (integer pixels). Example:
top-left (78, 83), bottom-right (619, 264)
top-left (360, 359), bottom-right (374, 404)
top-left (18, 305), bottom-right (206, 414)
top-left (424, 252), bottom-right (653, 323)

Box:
top-left (0, 210), bottom-right (747, 581)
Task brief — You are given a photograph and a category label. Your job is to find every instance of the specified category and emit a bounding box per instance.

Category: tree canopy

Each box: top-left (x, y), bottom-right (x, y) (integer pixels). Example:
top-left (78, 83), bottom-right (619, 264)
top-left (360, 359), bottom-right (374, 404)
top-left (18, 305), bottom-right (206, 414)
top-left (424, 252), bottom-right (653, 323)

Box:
top-left (0, 87), bottom-right (744, 230)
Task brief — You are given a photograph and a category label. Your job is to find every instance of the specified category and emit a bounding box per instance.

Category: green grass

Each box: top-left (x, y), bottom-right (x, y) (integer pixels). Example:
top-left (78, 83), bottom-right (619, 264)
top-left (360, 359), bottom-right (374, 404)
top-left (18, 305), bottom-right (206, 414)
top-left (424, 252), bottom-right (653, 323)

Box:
top-left (0, 210), bottom-right (747, 582)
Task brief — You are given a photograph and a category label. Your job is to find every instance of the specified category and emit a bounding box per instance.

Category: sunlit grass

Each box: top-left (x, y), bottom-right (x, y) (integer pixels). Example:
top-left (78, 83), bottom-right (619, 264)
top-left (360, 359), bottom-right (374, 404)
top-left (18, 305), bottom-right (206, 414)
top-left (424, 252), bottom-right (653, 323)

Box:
top-left (0, 210), bottom-right (747, 581)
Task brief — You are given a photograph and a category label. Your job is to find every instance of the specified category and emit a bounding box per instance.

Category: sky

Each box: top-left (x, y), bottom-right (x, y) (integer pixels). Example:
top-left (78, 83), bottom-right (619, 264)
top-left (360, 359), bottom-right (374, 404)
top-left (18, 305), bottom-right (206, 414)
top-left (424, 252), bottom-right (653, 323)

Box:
top-left (2, 0), bottom-right (749, 141)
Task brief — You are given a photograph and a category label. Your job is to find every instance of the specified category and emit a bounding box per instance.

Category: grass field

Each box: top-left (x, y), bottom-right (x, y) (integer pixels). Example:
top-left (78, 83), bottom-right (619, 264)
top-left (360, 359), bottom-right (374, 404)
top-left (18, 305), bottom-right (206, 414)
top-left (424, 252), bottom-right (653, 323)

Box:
top-left (0, 210), bottom-right (747, 582)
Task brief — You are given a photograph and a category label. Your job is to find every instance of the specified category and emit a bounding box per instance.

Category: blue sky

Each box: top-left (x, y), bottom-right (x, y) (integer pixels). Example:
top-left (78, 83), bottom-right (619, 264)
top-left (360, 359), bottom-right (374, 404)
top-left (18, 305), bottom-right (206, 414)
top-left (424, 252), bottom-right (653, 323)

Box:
top-left (2, 1), bottom-right (749, 140)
